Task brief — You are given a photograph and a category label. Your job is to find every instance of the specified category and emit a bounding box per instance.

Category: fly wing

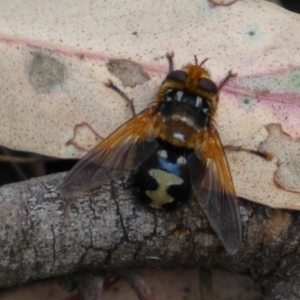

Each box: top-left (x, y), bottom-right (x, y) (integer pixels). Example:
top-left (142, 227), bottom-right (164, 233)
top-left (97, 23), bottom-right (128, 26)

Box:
top-left (60, 108), bottom-right (158, 198)
top-left (188, 129), bottom-right (242, 254)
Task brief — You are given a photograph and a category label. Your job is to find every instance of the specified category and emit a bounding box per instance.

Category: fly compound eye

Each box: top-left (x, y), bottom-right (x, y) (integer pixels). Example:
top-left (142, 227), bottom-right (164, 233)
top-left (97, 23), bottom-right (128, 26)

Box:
top-left (197, 78), bottom-right (218, 94)
top-left (166, 70), bottom-right (187, 83)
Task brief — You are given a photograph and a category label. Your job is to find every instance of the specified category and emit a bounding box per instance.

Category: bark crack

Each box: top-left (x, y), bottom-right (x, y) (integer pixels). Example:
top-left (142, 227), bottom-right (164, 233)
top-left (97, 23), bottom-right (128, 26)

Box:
top-left (21, 227), bottom-right (29, 247)
top-left (88, 196), bottom-right (97, 219)
top-left (104, 240), bottom-right (124, 266)
top-left (88, 226), bottom-right (93, 248)
top-left (51, 225), bottom-right (56, 265)
top-left (133, 242), bottom-right (142, 261)
top-left (110, 182), bottom-right (129, 241)
top-left (33, 246), bottom-right (38, 269)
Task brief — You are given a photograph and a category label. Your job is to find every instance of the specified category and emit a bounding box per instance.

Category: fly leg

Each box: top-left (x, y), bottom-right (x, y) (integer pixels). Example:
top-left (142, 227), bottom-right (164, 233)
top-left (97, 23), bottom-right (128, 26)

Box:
top-left (224, 145), bottom-right (272, 161)
top-left (104, 79), bottom-right (136, 116)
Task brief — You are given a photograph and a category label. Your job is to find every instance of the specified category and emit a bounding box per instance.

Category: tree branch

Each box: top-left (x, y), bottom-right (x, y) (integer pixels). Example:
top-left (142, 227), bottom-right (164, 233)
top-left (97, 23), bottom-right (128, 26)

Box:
top-left (0, 172), bottom-right (299, 299)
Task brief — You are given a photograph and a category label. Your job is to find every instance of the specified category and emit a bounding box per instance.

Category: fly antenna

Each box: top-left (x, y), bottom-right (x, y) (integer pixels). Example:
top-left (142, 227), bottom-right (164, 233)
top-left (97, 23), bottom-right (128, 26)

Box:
top-left (194, 54), bottom-right (198, 66)
top-left (199, 58), bottom-right (209, 67)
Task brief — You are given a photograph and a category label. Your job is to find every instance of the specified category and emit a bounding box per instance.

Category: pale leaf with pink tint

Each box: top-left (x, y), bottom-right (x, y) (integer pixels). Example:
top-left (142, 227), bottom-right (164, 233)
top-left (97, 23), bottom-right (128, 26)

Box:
top-left (0, 0), bottom-right (299, 209)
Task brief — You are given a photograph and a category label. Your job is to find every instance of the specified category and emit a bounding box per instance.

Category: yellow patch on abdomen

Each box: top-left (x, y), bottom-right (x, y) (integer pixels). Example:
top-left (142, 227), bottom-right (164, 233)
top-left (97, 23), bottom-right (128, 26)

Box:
top-left (146, 169), bottom-right (183, 209)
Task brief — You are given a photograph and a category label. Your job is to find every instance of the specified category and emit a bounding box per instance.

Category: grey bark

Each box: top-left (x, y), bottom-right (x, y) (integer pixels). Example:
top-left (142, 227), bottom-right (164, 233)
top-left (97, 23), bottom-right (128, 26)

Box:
top-left (0, 172), bottom-right (299, 299)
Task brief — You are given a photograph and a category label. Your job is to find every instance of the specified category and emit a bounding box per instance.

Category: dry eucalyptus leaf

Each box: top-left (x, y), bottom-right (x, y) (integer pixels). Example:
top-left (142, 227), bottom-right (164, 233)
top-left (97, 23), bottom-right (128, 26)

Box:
top-left (0, 0), bottom-right (299, 209)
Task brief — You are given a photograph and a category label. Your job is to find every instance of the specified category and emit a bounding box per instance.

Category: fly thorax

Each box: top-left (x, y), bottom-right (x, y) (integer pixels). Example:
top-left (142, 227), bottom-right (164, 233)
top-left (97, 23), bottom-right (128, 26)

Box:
top-left (159, 89), bottom-right (211, 130)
